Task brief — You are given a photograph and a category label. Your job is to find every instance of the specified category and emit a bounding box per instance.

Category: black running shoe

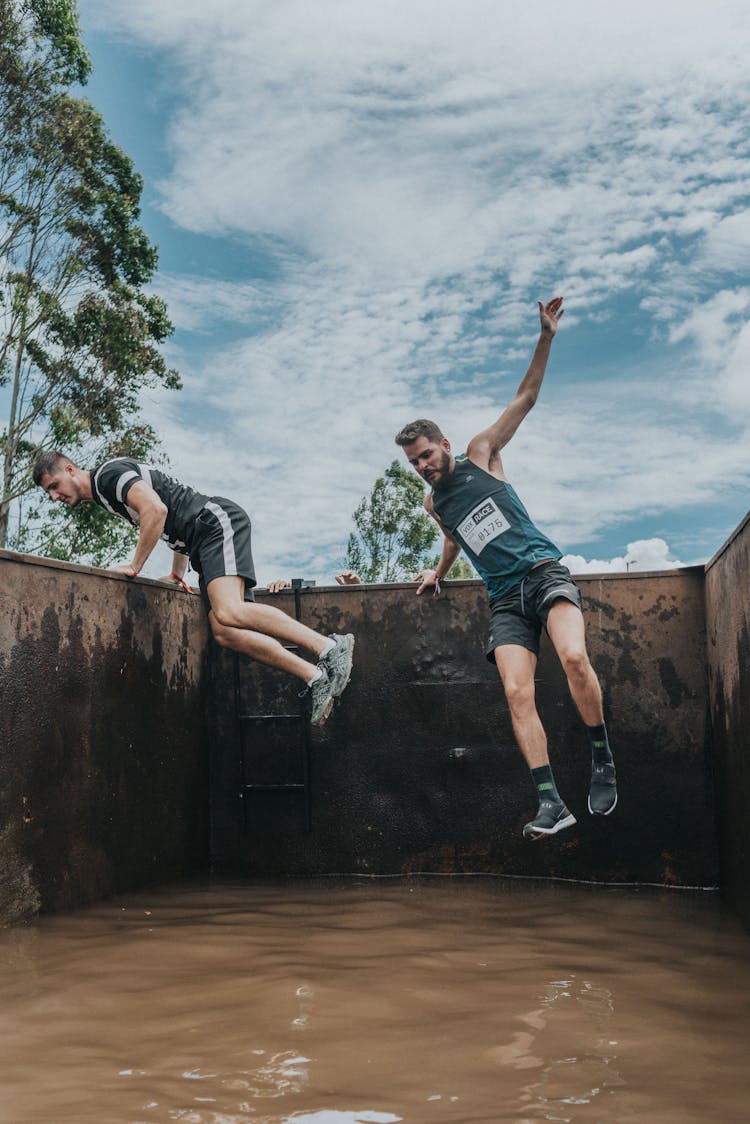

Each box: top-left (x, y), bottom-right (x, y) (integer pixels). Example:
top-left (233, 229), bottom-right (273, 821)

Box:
top-left (523, 799), bottom-right (577, 841)
top-left (588, 762), bottom-right (617, 815)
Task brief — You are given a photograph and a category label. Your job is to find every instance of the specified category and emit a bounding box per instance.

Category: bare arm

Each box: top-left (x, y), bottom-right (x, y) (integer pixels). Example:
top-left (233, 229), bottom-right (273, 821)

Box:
top-left (414, 498), bottom-right (462, 595)
top-left (467, 297), bottom-right (564, 474)
top-left (109, 480), bottom-right (167, 576)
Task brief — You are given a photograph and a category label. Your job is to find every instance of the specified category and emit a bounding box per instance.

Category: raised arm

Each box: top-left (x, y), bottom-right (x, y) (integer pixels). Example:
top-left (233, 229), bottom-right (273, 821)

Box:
top-left (109, 480), bottom-right (167, 576)
top-left (466, 296), bottom-right (564, 473)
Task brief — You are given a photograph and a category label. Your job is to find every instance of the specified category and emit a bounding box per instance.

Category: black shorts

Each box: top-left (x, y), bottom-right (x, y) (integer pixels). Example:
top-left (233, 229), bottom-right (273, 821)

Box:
top-left (190, 497), bottom-right (257, 615)
top-left (486, 560), bottom-right (582, 660)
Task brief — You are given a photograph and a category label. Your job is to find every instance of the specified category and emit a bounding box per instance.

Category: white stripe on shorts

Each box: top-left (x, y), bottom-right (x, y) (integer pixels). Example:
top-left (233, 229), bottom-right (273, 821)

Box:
top-left (541, 585), bottom-right (577, 605)
top-left (204, 500), bottom-right (238, 576)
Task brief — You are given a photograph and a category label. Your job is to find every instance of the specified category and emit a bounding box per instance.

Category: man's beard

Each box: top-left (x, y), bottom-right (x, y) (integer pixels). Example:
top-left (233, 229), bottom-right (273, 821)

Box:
top-left (429, 450), bottom-right (452, 489)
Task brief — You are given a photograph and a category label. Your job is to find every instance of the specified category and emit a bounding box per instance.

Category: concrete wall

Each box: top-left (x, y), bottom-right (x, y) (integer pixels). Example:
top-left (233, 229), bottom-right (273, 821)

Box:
top-left (705, 512), bottom-right (750, 928)
top-left (3, 537), bottom-right (736, 919)
top-left (211, 568), bottom-right (717, 888)
top-left (0, 550), bottom-right (210, 924)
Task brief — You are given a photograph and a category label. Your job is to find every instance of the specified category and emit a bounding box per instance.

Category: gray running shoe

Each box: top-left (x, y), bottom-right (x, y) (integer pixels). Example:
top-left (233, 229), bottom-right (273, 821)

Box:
top-left (308, 668), bottom-right (334, 727)
top-left (319, 633), bottom-right (355, 698)
top-left (588, 763), bottom-right (618, 816)
top-left (523, 799), bottom-right (577, 841)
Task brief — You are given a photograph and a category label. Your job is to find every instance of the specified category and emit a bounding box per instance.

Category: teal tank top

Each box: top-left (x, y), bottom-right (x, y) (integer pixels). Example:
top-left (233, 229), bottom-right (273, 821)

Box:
top-left (431, 454), bottom-right (561, 598)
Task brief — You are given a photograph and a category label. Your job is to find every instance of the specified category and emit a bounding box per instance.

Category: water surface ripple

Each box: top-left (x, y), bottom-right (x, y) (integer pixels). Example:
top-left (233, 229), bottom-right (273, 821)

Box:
top-left (1, 879), bottom-right (748, 1123)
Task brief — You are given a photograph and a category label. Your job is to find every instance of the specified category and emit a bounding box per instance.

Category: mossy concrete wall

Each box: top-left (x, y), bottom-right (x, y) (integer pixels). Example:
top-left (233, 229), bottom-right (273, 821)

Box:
top-left (705, 512), bottom-right (750, 928)
top-left (211, 568), bottom-right (716, 889)
top-left (0, 549), bottom-right (209, 924)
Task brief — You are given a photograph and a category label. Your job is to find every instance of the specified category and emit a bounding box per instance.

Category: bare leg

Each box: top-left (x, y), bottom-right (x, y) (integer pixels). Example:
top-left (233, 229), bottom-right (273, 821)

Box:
top-left (547, 599), bottom-right (616, 816)
top-left (545, 600), bottom-right (604, 726)
top-left (495, 641), bottom-right (576, 838)
top-left (208, 575), bottom-right (325, 683)
top-left (493, 644), bottom-right (549, 769)
top-left (209, 614), bottom-right (319, 682)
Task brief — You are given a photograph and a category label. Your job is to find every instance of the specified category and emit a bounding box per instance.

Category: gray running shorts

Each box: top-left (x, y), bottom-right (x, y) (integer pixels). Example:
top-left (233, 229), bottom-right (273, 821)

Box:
top-left (190, 497), bottom-right (257, 614)
top-left (486, 559), bottom-right (582, 660)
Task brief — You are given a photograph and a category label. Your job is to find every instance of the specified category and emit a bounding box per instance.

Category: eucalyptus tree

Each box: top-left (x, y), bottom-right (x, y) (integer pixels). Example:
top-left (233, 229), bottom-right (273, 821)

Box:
top-left (0, 0), bottom-right (180, 560)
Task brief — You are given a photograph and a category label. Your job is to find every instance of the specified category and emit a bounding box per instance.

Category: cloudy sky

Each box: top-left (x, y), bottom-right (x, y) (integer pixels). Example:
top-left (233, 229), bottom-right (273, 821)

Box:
top-left (71, 0), bottom-right (749, 581)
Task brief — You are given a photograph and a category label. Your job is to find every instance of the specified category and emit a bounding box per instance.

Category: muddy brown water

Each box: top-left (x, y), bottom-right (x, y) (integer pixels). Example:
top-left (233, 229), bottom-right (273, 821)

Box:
top-left (1, 878), bottom-right (748, 1124)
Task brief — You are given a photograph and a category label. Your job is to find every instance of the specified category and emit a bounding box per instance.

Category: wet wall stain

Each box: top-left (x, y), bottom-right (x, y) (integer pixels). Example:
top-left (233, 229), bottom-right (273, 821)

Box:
top-left (2, 553), bottom-right (732, 915)
top-left (213, 574), bottom-right (718, 889)
top-left (643, 593), bottom-right (681, 622)
top-left (0, 823), bottom-right (40, 925)
top-left (705, 519), bottom-right (750, 930)
top-left (585, 598), bottom-right (641, 687)
top-left (0, 559), bottom-right (210, 922)
top-left (658, 658), bottom-right (688, 709)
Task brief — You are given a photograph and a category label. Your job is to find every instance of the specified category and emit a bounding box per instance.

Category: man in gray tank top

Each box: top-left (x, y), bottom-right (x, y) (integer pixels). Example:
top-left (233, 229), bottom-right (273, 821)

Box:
top-left (395, 297), bottom-right (617, 841)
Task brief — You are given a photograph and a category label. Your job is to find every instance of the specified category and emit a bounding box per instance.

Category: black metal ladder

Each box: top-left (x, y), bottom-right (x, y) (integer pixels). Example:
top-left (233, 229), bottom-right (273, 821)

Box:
top-left (234, 579), bottom-right (314, 833)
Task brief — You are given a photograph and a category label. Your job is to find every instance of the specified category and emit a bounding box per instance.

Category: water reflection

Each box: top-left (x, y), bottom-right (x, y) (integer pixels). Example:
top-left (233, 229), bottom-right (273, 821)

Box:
top-left (284, 1114), bottom-right (400, 1123)
top-left (0, 879), bottom-right (747, 1123)
top-left (487, 975), bottom-right (626, 1120)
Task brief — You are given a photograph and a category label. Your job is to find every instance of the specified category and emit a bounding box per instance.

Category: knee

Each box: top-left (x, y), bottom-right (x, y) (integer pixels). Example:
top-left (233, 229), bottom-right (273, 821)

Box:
top-left (210, 616), bottom-right (239, 649)
top-left (211, 602), bottom-right (249, 631)
top-left (502, 676), bottom-right (536, 714)
top-left (560, 647), bottom-right (592, 683)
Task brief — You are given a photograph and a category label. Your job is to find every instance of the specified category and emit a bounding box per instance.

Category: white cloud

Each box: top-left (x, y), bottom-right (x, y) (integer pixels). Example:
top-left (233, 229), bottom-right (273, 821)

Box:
top-left (70, 0), bottom-right (750, 577)
top-left (701, 211), bottom-right (750, 273)
top-left (155, 275), bottom-right (283, 334)
top-left (562, 538), bottom-right (685, 575)
top-left (84, 0), bottom-right (750, 290)
top-left (723, 322), bottom-right (750, 413)
top-left (665, 287), bottom-right (750, 415)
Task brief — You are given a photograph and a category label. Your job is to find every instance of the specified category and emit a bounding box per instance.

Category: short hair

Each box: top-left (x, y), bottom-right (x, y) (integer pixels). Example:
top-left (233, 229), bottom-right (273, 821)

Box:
top-left (394, 419), bottom-right (445, 447)
top-left (32, 450), bottom-right (78, 486)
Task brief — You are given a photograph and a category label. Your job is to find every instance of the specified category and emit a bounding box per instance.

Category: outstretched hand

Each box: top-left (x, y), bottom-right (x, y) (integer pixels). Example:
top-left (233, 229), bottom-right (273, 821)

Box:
top-left (267, 578), bottom-right (292, 593)
top-left (538, 296), bottom-right (564, 338)
top-left (414, 568), bottom-right (438, 596)
top-left (335, 570), bottom-right (361, 585)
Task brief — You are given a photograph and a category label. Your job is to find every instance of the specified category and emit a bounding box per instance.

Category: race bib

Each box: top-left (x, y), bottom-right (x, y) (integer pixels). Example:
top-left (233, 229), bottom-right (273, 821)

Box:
top-left (457, 497), bottom-right (510, 554)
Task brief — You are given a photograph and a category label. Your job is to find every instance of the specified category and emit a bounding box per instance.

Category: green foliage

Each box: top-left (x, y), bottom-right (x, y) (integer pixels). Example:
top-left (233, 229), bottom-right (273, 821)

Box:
top-left (427, 552), bottom-right (477, 580)
top-left (16, 490), bottom-right (136, 566)
top-left (26, 0), bottom-right (92, 85)
top-left (345, 460), bottom-right (439, 583)
top-left (0, 0), bottom-right (181, 559)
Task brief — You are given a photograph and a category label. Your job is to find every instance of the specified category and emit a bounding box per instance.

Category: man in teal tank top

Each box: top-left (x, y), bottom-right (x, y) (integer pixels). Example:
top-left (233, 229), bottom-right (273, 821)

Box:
top-left (395, 297), bottom-right (617, 841)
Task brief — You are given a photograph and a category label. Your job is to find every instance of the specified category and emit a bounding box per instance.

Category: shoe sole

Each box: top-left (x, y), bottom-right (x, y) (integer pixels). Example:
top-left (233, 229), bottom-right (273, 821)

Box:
top-left (523, 812), bottom-right (577, 841)
top-left (588, 790), bottom-right (618, 816)
top-left (311, 695), bottom-right (334, 727)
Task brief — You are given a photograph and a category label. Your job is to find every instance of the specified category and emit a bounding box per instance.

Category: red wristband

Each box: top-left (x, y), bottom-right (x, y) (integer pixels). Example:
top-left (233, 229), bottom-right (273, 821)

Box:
top-left (170, 572), bottom-right (192, 593)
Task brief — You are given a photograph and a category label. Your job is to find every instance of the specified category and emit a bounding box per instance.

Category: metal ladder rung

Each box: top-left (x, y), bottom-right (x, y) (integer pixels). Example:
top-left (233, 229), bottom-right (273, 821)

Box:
top-left (240, 713), bottom-right (304, 722)
top-left (242, 783), bottom-right (305, 791)
top-left (233, 582), bottom-right (312, 833)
